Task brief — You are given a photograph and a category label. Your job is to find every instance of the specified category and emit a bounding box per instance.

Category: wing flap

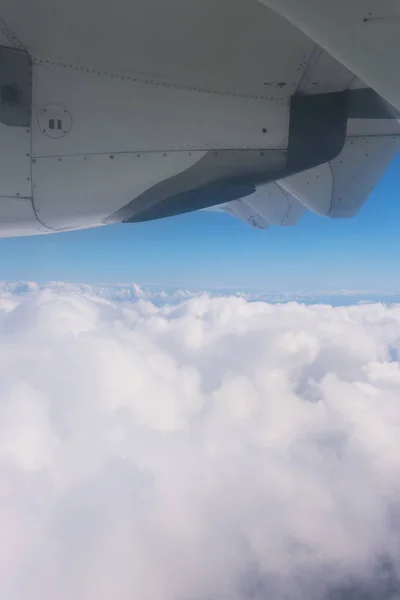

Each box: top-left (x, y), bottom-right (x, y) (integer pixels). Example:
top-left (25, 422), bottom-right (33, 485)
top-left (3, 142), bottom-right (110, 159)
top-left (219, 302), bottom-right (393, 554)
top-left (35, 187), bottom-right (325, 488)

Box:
top-left (209, 182), bottom-right (306, 229)
top-left (279, 135), bottom-right (400, 219)
top-left (210, 135), bottom-right (400, 228)
top-left (328, 136), bottom-right (400, 218)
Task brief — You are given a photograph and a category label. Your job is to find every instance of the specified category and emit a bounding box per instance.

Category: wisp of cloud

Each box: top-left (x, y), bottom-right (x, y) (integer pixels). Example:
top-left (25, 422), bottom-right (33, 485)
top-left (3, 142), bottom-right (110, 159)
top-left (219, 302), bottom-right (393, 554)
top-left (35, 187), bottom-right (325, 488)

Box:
top-left (0, 286), bottom-right (400, 600)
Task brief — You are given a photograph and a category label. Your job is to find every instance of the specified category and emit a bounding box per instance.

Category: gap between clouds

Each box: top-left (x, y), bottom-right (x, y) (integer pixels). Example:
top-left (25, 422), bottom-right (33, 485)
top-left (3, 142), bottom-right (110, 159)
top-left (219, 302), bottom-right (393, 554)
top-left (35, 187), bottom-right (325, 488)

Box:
top-left (0, 287), bottom-right (400, 600)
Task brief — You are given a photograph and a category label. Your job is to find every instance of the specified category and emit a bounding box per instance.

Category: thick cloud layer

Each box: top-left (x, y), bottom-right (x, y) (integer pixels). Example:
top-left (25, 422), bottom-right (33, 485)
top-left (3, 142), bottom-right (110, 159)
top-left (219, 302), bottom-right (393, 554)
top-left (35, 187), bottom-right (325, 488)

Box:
top-left (1, 287), bottom-right (400, 600)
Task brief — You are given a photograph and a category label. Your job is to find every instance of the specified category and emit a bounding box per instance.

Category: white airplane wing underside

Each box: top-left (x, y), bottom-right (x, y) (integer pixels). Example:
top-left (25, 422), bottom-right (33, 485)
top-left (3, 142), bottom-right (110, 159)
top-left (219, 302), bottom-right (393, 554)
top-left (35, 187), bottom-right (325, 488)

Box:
top-left (0, 0), bottom-right (391, 102)
top-left (0, 0), bottom-right (318, 98)
top-left (0, 0), bottom-right (399, 237)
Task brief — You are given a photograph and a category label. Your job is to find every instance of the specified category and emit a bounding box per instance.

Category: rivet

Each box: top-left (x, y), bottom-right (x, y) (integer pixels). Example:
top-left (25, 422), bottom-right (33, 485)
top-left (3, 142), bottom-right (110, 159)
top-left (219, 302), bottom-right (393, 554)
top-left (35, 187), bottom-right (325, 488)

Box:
top-left (262, 128), bottom-right (267, 133)
top-left (110, 155), bottom-right (114, 159)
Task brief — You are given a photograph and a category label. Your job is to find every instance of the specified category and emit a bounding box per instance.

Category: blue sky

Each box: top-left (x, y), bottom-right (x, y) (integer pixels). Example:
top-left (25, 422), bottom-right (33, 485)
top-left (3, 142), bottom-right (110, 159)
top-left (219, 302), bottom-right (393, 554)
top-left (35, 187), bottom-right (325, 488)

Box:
top-left (1, 152), bottom-right (400, 291)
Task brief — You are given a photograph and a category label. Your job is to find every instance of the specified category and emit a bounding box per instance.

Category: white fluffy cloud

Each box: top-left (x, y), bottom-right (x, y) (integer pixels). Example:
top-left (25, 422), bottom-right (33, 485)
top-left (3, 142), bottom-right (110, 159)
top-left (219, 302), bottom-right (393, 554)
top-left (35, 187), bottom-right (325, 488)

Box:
top-left (1, 287), bottom-right (400, 600)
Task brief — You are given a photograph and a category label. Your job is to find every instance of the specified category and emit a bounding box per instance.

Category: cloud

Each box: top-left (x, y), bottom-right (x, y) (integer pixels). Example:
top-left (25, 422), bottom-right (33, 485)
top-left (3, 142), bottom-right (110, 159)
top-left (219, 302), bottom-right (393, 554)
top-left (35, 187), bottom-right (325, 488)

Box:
top-left (2, 279), bottom-right (400, 308)
top-left (0, 287), bottom-right (400, 599)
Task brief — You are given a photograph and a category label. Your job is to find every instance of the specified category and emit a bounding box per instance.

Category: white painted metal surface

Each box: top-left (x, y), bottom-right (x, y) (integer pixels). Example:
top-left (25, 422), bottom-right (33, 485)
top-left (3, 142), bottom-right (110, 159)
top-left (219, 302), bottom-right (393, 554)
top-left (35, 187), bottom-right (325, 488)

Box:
top-left (0, 196), bottom-right (48, 237)
top-left (259, 0), bottom-right (400, 111)
top-left (219, 200), bottom-right (269, 230)
top-left (0, 16), bottom-right (25, 49)
top-left (31, 63), bottom-right (289, 156)
top-left (0, 27), bottom-right (12, 47)
top-left (31, 151), bottom-right (206, 231)
top-left (278, 162), bottom-right (333, 216)
top-left (210, 182), bottom-right (306, 229)
top-left (0, 122), bottom-right (31, 198)
top-left (1, 0), bottom-right (315, 98)
top-left (297, 47), bottom-right (355, 95)
top-left (246, 182), bottom-right (305, 226)
top-left (347, 119), bottom-right (400, 137)
top-left (328, 136), bottom-right (400, 218)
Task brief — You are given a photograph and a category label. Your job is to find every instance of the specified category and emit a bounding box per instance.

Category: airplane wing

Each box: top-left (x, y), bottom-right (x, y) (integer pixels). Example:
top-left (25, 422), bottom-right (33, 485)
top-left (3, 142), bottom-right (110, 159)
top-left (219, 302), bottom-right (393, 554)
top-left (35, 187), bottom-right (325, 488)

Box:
top-left (0, 0), bottom-right (399, 237)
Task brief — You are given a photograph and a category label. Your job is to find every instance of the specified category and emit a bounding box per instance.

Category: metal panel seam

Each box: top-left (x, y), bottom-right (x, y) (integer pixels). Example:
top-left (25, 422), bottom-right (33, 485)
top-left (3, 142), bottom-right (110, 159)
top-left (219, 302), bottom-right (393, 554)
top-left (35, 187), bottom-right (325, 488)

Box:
top-left (29, 120), bottom-right (54, 231)
top-left (0, 17), bottom-right (26, 50)
top-left (32, 58), bottom-right (287, 103)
